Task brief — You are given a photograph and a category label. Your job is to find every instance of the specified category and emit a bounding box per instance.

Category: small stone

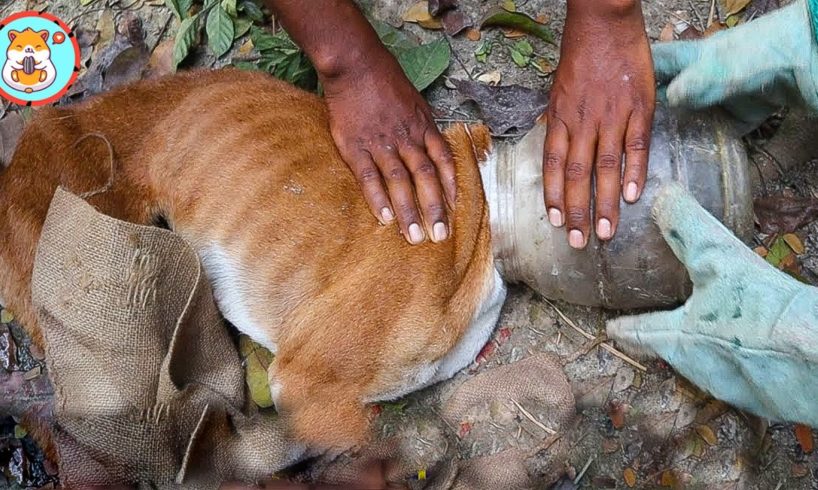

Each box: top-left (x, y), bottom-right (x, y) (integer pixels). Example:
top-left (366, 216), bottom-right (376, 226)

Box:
top-left (23, 365), bottom-right (41, 380)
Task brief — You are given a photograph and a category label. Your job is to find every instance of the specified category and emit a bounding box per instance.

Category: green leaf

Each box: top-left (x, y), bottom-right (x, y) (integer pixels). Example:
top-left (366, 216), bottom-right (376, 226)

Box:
top-left (396, 37), bottom-right (451, 92)
top-left (239, 0), bottom-right (264, 22)
top-left (372, 19), bottom-right (418, 54)
top-left (514, 39), bottom-right (533, 56)
top-left (765, 237), bottom-right (791, 268)
top-left (474, 39), bottom-right (492, 63)
top-left (206, 6), bottom-right (234, 58)
top-left (233, 17), bottom-right (252, 39)
top-left (221, 0), bottom-right (238, 17)
top-left (480, 7), bottom-right (556, 45)
top-left (13, 425), bottom-right (27, 439)
top-left (250, 27), bottom-right (297, 52)
top-left (172, 13), bottom-right (200, 68)
top-left (232, 60), bottom-right (260, 71)
top-left (164, 0), bottom-right (184, 20)
top-left (239, 335), bottom-right (276, 409)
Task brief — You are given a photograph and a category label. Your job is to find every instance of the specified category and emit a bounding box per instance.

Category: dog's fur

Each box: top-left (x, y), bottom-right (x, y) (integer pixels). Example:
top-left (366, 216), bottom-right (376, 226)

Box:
top-left (0, 69), bottom-right (505, 451)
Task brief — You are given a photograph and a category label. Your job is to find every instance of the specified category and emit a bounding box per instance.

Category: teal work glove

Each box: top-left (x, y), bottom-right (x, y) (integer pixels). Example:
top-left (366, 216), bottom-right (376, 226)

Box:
top-left (652, 0), bottom-right (818, 132)
top-left (607, 184), bottom-right (818, 427)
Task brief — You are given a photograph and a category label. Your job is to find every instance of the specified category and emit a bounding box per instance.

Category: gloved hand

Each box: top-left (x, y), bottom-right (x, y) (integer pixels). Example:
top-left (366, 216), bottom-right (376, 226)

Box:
top-left (607, 183), bottom-right (818, 427)
top-left (652, 0), bottom-right (818, 132)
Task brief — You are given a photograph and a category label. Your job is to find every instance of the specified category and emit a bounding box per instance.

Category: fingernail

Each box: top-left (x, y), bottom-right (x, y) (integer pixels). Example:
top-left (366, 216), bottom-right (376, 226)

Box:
top-left (568, 229), bottom-right (585, 249)
top-left (433, 222), bottom-right (448, 242)
top-left (597, 218), bottom-right (612, 240)
top-left (381, 207), bottom-right (395, 222)
top-left (624, 182), bottom-right (639, 202)
top-left (408, 223), bottom-right (424, 244)
top-left (548, 208), bottom-right (563, 227)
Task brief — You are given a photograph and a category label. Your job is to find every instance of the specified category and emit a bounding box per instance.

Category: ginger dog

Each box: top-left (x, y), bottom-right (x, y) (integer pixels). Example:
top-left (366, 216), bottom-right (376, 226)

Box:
top-left (0, 69), bottom-right (505, 450)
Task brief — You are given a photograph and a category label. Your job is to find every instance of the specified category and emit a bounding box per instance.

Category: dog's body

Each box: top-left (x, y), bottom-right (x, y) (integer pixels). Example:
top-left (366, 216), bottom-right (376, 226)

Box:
top-left (0, 69), bottom-right (505, 449)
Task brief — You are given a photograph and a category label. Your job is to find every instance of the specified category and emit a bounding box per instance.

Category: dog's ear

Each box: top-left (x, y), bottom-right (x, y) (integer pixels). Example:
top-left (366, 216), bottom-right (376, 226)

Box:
top-left (8, 30), bottom-right (18, 42)
top-left (37, 30), bottom-right (48, 43)
top-left (442, 123), bottom-right (493, 166)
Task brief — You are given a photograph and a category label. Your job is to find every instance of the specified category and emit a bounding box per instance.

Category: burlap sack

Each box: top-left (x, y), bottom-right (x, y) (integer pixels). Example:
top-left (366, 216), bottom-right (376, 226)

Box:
top-left (31, 188), bottom-right (305, 488)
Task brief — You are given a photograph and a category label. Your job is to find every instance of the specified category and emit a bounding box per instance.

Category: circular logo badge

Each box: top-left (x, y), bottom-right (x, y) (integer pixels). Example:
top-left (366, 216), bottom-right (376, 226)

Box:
top-left (0, 11), bottom-right (80, 106)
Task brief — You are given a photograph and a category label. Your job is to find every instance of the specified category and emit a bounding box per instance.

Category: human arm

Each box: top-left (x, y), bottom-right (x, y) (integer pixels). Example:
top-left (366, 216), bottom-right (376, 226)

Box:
top-left (264, 0), bottom-right (456, 245)
top-left (544, 0), bottom-right (655, 248)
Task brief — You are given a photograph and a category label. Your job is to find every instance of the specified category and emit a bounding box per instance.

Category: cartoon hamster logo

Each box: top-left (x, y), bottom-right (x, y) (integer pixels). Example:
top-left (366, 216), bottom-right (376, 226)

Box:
top-left (0, 12), bottom-right (79, 106)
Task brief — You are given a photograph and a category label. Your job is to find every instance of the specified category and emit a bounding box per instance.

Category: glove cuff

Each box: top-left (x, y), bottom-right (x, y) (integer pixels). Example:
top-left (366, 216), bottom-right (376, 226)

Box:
top-left (809, 0), bottom-right (818, 45)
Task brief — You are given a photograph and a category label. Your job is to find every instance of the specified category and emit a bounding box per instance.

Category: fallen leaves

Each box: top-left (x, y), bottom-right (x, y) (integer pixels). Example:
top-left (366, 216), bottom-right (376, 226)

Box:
top-left (720, 0), bottom-right (752, 17)
top-left (695, 424), bottom-right (718, 446)
top-left (396, 38), bottom-right (451, 92)
top-left (608, 400), bottom-right (626, 430)
top-left (754, 195), bottom-right (818, 234)
top-left (205, 4), bottom-right (235, 58)
top-left (402, 1), bottom-right (443, 30)
top-left (451, 79), bottom-right (547, 135)
top-left (238, 335), bottom-right (275, 409)
top-left (479, 7), bottom-right (555, 45)
top-left (401, 0), bottom-right (472, 35)
top-left (795, 424), bottom-right (814, 454)
top-left (623, 467), bottom-right (637, 487)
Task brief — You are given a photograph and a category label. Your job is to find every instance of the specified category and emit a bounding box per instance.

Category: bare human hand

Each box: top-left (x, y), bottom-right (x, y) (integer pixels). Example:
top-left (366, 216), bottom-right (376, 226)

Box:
top-left (544, 0), bottom-right (655, 249)
top-left (267, 0), bottom-right (455, 245)
top-left (321, 53), bottom-right (456, 245)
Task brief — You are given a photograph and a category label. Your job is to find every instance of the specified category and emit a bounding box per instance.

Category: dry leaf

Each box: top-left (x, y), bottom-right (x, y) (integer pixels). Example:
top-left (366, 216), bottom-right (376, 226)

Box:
top-left (783, 233), bottom-right (805, 255)
top-left (143, 39), bottom-right (176, 80)
top-left (441, 9), bottom-right (472, 35)
top-left (721, 0), bottom-right (752, 16)
top-left (791, 463), bottom-right (809, 478)
top-left (753, 246), bottom-right (768, 257)
top-left (0, 309), bottom-right (14, 324)
top-left (502, 0), bottom-right (516, 11)
top-left (659, 470), bottom-right (676, 487)
top-left (679, 26), bottom-right (702, 40)
top-left (695, 424), bottom-right (718, 446)
top-left (502, 28), bottom-right (526, 38)
top-left (402, 1), bottom-right (443, 29)
top-left (623, 468), bottom-right (637, 487)
top-left (695, 399), bottom-right (729, 424)
top-left (452, 79), bottom-right (547, 135)
top-left (601, 438), bottom-right (619, 454)
top-left (703, 22), bottom-right (726, 37)
top-left (659, 22), bottom-right (675, 42)
top-left (608, 400), bottom-right (626, 429)
top-left (476, 70), bottom-right (501, 85)
top-left (795, 424), bottom-right (814, 454)
top-left (466, 28), bottom-right (481, 41)
top-left (754, 195), bottom-right (818, 234)
top-left (238, 39), bottom-right (254, 56)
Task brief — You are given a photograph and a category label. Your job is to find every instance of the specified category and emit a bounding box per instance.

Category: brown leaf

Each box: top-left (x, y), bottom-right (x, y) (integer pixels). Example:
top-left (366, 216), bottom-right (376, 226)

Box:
top-left (466, 28), bottom-right (481, 41)
top-left (501, 27), bottom-right (527, 38)
top-left (791, 463), bottom-right (809, 478)
top-left (695, 399), bottom-right (729, 424)
top-left (720, 0), bottom-right (752, 16)
top-left (795, 424), bottom-right (814, 454)
top-left (402, 1), bottom-right (443, 29)
top-left (441, 9), bottom-right (472, 35)
top-left (659, 22), bottom-right (675, 42)
top-left (601, 438), bottom-right (619, 454)
top-left (144, 39), bottom-right (176, 80)
top-left (753, 245), bottom-right (768, 258)
top-left (428, 0), bottom-right (458, 16)
top-left (608, 400), bottom-right (626, 429)
top-left (623, 468), bottom-right (637, 487)
top-left (754, 195), bottom-right (818, 234)
top-left (783, 233), bottom-right (805, 255)
top-left (704, 22), bottom-right (727, 37)
top-left (659, 470), bottom-right (677, 487)
top-left (451, 79), bottom-right (547, 135)
top-left (678, 26), bottom-right (702, 40)
top-left (695, 425), bottom-right (718, 446)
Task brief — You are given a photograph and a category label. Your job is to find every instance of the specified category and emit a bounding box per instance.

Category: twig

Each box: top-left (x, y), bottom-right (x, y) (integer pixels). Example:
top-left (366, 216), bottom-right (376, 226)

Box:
top-left (574, 455), bottom-right (594, 485)
top-left (542, 299), bottom-right (648, 372)
top-left (443, 35), bottom-right (474, 81)
top-left (688, 0), bottom-right (707, 32)
top-left (510, 399), bottom-right (556, 435)
top-left (708, 0), bottom-right (717, 27)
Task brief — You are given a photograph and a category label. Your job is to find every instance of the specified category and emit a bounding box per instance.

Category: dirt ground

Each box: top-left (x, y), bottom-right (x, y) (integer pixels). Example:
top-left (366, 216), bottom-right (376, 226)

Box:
top-left (1, 0), bottom-right (817, 488)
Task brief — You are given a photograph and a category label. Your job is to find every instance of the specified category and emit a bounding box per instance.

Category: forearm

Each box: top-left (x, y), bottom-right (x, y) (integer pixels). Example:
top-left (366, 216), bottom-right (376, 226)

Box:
top-left (263, 0), bottom-right (396, 80)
